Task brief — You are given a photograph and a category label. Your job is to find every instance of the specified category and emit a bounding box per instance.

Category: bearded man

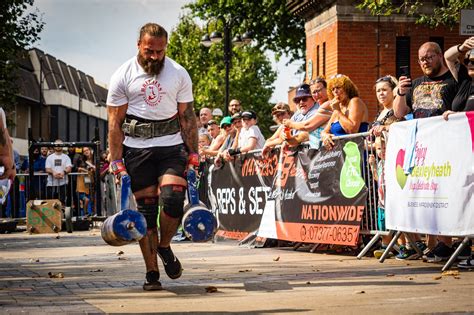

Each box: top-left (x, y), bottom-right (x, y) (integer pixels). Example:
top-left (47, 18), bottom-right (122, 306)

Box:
top-left (107, 23), bottom-right (198, 291)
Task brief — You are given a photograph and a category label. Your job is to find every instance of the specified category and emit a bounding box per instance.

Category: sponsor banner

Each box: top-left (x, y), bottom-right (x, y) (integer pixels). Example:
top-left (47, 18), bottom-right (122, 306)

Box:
top-left (385, 113), bottom-right (474, 235)
top-left (207, 152), bottom-right (276, 239)
top-left (208, 137), bottom-right (368, 246)
top-left (269, 138), bottom-right (367, 246)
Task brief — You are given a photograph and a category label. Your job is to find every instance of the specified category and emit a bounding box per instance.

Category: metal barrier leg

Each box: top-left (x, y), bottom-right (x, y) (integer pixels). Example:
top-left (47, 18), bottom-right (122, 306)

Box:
top-left (293, 242), bottom-right (303, 250)
top-left (442, 236), bottom-right (471, 271)
top-left (357, 232), bottom-right (382, 260)
top-left (380, 231), bottom-right (402, 263)
top-left (309, 243), bottom-right (320, 253)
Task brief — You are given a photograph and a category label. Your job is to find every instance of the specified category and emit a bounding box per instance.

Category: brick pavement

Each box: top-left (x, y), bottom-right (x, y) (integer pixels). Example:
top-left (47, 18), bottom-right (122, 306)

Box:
top-left (0, 229), bottom-right (474, 314)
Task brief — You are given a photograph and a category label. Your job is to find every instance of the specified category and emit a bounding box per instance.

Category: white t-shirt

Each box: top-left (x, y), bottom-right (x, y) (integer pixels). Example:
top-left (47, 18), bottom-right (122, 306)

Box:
top-left (107, 56), bottom-right (194, 148)
top-left (238, 125), bottom-right (265, 150)
top-left (45, 153), bottom-right (72, 186)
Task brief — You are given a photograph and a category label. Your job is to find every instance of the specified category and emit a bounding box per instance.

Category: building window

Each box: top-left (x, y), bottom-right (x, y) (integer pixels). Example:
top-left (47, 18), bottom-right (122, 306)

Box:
top-left (316, 45), bottom-right (320, 77)
top-left (79, 112), bottom-right (88, 141)
top-left (322, 42), bottom-right (326, 76)
top-left (396, 36), bottom-right (410, 78)
top-left (50, 106), bottom-right (68, 141)
top-left (429, 36), bottom-right (444, 52)
top-left (68, 110), bottom-right (78, 142)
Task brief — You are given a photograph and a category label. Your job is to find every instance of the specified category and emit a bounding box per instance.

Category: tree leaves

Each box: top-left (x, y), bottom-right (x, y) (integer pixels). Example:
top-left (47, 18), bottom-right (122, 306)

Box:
top-left (1, 0), bottom-right (44, 124)
top-left (356, 0), bottom-right (473, 29)
top-left (167, 15), bottom-right (277, 137)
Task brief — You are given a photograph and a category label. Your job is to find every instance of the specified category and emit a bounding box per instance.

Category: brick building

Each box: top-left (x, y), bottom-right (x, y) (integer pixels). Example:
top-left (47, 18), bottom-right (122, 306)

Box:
top-left (287, 0), bottom-right (466, 119)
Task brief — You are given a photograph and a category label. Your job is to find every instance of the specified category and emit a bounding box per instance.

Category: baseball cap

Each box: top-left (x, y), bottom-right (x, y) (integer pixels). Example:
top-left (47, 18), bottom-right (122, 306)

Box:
top-left (293, 83), bottom-right (312, 102)
top-left (271, 103), bottom-right (291, 115)
top-left (241, 110), bottom-right (257, 120)
top-left (231, 112), bottom-right (242, 122)
top-left (220, 116), bottom-right (232, 127)
top-left (207, 119), bottom-right (218, 126)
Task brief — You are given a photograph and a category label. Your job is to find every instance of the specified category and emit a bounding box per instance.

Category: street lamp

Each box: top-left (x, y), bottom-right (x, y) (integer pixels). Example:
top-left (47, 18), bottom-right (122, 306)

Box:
top-left (38, 57), bottom-right (65, 140)
top-left (201, 16), bottom-right (253, 116)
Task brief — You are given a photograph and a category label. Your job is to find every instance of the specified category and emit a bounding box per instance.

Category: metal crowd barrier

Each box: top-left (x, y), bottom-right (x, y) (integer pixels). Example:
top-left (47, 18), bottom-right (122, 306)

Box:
top-left (208, 131), bottom-right (384, 249)
top-left (0, 172), bottom-right (116, 220)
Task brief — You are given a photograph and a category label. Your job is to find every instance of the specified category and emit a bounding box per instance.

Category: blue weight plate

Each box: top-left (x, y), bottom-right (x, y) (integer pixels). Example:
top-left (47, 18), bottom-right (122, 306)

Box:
top-left (182, 209), bottom-right (217, 242)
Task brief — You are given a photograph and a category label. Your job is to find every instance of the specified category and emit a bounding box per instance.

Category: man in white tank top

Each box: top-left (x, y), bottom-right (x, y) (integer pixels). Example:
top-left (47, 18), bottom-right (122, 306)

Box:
top-left (107, 23), bottom-right (198, 291)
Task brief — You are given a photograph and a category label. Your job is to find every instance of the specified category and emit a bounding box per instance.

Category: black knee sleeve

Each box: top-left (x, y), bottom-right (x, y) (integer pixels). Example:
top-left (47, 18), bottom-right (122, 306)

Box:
top-left (136, 197), bottom-right (159, 228)
top-left (160, 184), bottom-right (186, 218)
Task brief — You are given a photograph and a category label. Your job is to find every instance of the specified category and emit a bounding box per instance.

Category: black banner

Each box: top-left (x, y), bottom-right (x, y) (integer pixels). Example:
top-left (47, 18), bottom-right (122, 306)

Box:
top-left (208, 137), bottom-right (368, 245)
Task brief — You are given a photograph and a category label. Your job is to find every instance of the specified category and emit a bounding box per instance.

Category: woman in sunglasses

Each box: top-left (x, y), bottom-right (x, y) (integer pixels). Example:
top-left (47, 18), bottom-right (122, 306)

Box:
top-left (320, 74), bottom-right (369, 149)
top-left (443, 36), bottom-right (474, 116)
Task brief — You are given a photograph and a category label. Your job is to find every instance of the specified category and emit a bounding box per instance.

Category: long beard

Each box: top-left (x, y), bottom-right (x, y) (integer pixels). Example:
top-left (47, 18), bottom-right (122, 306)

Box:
top-left (137, 53), bottom-right (165, 75)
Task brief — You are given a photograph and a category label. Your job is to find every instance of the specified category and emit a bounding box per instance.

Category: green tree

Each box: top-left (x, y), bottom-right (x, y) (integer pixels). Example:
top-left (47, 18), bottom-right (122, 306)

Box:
top-left (0, 0), bottom-right (44, 123)
top-left (167, 15), bottom-right (277, 137)
top-left (186, 0), bottom-right (305, 64)
top-left (357, 0), bottom-right (474, 28)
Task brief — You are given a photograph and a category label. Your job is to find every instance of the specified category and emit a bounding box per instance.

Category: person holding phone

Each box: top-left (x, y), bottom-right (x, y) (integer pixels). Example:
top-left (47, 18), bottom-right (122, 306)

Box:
top-left (393, 41), bottom-right (458, 120)
top-left (393, 41), bottom-right (460, 262)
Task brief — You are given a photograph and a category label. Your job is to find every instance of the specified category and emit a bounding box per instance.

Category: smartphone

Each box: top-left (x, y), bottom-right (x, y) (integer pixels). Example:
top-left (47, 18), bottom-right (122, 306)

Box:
top-left (399, 65), bottom-right (412, 87)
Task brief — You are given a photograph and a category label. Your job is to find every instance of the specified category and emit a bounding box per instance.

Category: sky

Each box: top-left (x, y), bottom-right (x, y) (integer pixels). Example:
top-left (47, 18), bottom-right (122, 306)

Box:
top-left (30, 0), bottom-right (303, 104)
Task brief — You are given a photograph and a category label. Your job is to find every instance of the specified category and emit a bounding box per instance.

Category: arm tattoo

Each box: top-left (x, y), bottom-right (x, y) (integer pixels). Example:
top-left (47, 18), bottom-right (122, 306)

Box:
top-left (179, 102), bottom-right (199, 153)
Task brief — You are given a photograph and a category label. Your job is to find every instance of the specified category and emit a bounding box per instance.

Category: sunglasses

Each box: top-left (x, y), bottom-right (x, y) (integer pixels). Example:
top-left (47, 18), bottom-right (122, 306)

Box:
top-left (375, 75), bottom-right (396, 88)
top-left (293, 96), bottom-right (311, 103)
top-left (222, 124), bottom-right (232, 129)
top-left (463, 58), bottom-right (474, 66)
top-left (329, 74), bottom-right (346, 79)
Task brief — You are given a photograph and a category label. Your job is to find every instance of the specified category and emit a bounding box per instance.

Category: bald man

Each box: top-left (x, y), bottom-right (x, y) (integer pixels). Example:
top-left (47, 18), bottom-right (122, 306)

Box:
top-left (393, 41), bottom-right (459, 263)
top-left (198, 107), bottom-right (212, 135)
top-left (394, 41), bottom-right (458, 119)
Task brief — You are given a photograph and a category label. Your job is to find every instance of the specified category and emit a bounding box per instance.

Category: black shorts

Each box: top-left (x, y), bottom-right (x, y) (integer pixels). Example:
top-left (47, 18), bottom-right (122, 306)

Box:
top-left (123, 144), bottom-right (188, 192)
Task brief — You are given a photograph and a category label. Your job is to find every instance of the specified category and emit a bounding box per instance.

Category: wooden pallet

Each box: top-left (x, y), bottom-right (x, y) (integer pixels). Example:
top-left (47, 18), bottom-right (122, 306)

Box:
top-left (26, 199), bottom-right (63, 233)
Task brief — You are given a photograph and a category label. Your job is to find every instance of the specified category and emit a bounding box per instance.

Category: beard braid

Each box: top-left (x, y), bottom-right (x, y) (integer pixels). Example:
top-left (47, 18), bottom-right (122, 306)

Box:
top-left (137, 53), bottom-right (165, 75)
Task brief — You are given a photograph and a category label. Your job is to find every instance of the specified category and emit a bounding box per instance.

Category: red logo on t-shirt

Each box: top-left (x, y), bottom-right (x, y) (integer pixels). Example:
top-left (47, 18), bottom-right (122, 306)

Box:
top-left (141, 79), bottom-right (163, 107)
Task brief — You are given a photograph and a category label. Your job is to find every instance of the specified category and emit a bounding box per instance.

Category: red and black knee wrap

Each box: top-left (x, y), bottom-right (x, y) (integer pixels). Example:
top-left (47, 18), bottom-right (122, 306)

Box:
top-left (136, 197), bottom-right (159, 229)
top-left (160, 184), bottom-right (186, 219)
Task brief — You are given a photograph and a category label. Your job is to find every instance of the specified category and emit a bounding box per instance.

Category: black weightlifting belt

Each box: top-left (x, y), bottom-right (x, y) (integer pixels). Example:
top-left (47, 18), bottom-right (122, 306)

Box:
top-left (122, 114), bottom-right (180, 138)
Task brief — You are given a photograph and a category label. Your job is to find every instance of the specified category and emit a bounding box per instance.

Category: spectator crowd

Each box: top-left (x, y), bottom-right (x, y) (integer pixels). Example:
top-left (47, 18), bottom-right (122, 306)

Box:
top-left (4, 37), bottom-right (474, 268)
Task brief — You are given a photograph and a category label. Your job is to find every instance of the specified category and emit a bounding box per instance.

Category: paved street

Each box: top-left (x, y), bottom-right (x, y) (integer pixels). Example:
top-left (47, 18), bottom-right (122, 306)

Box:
top-left (0, 229), bottom-right (473, 314)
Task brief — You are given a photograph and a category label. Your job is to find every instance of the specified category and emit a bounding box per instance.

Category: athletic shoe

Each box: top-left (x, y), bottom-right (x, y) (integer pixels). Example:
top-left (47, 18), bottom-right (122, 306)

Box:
top-left (158, 246), bottom-right (183, 279)
top-left (422, 247), bottom-right (435, 262)
top-left (457, 257), bottom-right (474, 269)
top-left (143, 270), bottom-right (162, 291)
top-left (396, 241), bottom-right (426, 260)
top-left (425, 242), bottom-right (454, 263)
top-left (373, 246), bottom-right (394, 259)
top-left (453, 240), bottom-right (472, 260)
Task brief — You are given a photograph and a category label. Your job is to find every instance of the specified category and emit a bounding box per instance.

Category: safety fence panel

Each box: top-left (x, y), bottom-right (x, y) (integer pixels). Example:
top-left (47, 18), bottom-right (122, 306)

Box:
top-left (207, 134), bottom-right (379, 246)
top-left (0, 172), bottom-right (114, 219)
